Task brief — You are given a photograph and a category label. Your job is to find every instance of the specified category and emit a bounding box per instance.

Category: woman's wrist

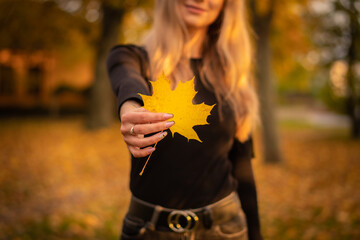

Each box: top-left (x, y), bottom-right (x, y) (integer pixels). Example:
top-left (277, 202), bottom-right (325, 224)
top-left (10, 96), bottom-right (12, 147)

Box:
top-left (120, 100), bottom-right (141, 119)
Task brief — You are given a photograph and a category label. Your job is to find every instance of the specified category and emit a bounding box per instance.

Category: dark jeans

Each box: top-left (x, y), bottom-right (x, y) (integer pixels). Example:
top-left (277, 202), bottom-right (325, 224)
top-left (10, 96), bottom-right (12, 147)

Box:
top-left (120, 193), bottom-right (248, 240)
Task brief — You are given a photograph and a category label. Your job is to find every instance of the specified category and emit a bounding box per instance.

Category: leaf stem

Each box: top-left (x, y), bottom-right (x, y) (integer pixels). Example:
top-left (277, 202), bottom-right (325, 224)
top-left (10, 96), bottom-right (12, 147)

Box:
top-left (139, 131), bottom-right (163, 176)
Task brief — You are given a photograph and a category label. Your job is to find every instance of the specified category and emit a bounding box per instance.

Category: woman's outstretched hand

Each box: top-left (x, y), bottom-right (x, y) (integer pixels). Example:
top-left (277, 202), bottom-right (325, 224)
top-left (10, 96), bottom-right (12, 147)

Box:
top-left (120, 100), bottom-right (174, 158)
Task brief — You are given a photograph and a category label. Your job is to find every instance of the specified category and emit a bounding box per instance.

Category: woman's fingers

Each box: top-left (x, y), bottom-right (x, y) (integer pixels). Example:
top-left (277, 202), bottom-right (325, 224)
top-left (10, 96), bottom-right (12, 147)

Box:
top-left (128, 145), bottom-right (156, 158)
top-left (132, 121), bottom-right (174, 136)
top-left (120, 121), bottom-right (174, 136)
top-left (119, 108), bottom-right (174, 157)
top-left (124, 131), bottom-right (168, 148)
top-left (132, 107), bottom-right (148, 112)
top-left (121, 110), bottom-right (173, 124)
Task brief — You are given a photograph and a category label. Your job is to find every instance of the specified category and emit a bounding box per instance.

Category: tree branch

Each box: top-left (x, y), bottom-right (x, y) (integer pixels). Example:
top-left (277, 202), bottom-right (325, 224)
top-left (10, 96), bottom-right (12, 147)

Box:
top-left (249, 0), bottom-right (257, 18)
top-left (266, 0), bottom-right (277, 21)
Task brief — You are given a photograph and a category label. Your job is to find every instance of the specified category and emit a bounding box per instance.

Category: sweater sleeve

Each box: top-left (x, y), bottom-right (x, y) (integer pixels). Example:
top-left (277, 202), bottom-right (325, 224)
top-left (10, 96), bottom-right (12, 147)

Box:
top-left (106, 45), bottom-right (151, 118)
top-left (228, 137), bottom-right (263, 240)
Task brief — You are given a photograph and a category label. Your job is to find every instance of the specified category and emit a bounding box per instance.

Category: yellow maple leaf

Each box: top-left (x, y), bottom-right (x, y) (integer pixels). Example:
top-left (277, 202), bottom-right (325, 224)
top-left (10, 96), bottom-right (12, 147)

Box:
top-left (138, 73), bottom-right (215, 142)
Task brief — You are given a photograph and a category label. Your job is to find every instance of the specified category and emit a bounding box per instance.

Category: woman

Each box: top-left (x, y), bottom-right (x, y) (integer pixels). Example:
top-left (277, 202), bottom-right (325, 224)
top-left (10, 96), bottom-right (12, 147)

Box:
top-left (107, 0), bottom-right (262, 239)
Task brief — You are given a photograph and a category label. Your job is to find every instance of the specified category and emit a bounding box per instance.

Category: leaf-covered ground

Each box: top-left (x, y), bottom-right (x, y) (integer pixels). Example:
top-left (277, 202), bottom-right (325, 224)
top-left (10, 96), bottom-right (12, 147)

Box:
top-left (0, 117), bottom-right (359, 240)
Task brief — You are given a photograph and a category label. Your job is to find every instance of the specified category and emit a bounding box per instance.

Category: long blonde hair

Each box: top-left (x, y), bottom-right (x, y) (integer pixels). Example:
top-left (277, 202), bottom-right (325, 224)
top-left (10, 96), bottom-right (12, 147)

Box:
top-left (144, 0), bottom-right (259, 142)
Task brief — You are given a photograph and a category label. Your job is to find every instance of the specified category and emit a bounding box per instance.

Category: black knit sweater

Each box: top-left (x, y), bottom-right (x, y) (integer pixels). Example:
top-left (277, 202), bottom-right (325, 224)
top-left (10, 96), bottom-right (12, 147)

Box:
top-left (107, 44), bottom-right (262, 240)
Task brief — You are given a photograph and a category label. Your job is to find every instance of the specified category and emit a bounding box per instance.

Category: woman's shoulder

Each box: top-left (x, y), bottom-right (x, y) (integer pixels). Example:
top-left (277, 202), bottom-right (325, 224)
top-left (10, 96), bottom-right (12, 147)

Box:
top-left (107, 44), bottom-right (148, 69)
top-left (108, 44), bottom-right (148, 60)
top-left (107, 44), bottom-right (150, 80)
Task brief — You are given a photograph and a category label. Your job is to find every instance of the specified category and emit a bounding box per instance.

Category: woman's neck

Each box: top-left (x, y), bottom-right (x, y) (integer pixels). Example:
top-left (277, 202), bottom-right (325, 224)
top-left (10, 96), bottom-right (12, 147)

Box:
top-left (185, 27), bottom-right (207, 59)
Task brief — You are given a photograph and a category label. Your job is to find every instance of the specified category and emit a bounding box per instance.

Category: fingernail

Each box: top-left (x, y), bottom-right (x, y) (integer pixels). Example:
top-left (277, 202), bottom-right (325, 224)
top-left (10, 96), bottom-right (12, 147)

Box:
top-left (159, 131), bottom-right (168, 139)
top-left (165, 121), bottom-right (175, 128)
top-left (148, 147), bottom-right (155, 153)
top-left (163, 113), bottom-right (173, 119)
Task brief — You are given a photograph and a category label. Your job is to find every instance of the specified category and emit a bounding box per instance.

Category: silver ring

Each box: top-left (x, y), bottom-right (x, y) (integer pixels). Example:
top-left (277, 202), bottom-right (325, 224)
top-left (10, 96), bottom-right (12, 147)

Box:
top-left (130, 125), bottom-right (135, 135)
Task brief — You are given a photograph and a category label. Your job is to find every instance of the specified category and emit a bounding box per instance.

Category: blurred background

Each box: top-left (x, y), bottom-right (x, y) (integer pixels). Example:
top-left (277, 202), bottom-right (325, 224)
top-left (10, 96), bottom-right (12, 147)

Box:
top-left (0, 0), bottom-right (359, 239)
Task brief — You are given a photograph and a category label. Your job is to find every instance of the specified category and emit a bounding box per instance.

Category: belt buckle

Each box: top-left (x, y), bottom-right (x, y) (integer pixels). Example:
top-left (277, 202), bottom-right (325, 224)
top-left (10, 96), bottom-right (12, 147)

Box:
top-left (167, 210), bottom-right (199, 233)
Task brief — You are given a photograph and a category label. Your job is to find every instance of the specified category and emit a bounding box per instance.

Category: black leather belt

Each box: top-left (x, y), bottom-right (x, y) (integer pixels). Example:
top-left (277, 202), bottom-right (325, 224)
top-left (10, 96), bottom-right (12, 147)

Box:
top-left (127, 192), bottom-right (239, 233)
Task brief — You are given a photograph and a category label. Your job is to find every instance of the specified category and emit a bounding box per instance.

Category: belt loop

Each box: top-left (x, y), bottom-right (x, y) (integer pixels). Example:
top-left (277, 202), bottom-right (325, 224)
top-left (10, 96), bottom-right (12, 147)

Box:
top-left (146, 205), bottom-right (164, 230)
top-left (183, 231), bottom-right (195, 240)
top-left (201, 207), bottom-right (213, 229)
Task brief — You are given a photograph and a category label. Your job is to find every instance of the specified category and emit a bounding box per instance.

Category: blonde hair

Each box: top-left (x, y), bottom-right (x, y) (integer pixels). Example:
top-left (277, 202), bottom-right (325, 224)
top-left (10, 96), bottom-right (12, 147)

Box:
top-left (144, 0), bottom-right (259, 142)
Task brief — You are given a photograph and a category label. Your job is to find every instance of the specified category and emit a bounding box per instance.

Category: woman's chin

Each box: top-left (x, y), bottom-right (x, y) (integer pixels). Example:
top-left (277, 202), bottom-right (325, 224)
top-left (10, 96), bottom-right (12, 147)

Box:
top-left (183, 17), bottom-right (209, 29)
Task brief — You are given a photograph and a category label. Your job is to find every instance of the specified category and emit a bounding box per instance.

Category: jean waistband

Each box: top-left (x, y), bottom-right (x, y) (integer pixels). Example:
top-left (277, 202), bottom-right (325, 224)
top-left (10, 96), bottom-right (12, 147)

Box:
top-left (127, 192), bottom-right (240, 233)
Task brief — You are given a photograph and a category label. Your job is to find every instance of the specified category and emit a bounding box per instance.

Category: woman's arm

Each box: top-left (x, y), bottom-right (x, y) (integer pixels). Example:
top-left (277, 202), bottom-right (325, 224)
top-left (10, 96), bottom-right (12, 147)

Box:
top-left (229, 138), bottom-right (263, 240)
top-left (107, 45), bottom-right (174, 158)
top-left (107, 45), bottom-right (150, 117)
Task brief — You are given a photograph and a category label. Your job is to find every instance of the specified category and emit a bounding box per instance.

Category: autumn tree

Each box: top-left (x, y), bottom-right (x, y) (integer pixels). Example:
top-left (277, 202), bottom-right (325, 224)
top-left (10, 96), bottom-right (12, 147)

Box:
top-left (345, 0), bottom-right (360, 138)
top-left (86, 0), bottom-right (146, 129)
top-left (249, 0), bottom-right (312, 163)
top-left (308, 0), bottom-right (360, 138)
top-left (249, 1), bottom-right (283, 164)
top-left (0, 0), bottom-right (92, 52)
top-left (86, 1), bottom-right (124, 129)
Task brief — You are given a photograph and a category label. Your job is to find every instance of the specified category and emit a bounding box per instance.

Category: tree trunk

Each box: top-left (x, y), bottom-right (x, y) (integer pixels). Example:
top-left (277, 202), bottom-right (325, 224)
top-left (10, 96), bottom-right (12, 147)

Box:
top-left (346, 0), bottom-right (360, 138)
top-left (249, 0), bottom-right (283, 164)
top-left (254, 21), bottom-right (284, 164)
top-left (86, 4), bottom-right (124, 129)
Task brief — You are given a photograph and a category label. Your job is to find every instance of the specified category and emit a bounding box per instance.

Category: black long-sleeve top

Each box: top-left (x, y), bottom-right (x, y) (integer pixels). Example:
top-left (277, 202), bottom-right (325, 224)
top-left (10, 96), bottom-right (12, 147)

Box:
top-left (107, 44), bottom-right (262, 240)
